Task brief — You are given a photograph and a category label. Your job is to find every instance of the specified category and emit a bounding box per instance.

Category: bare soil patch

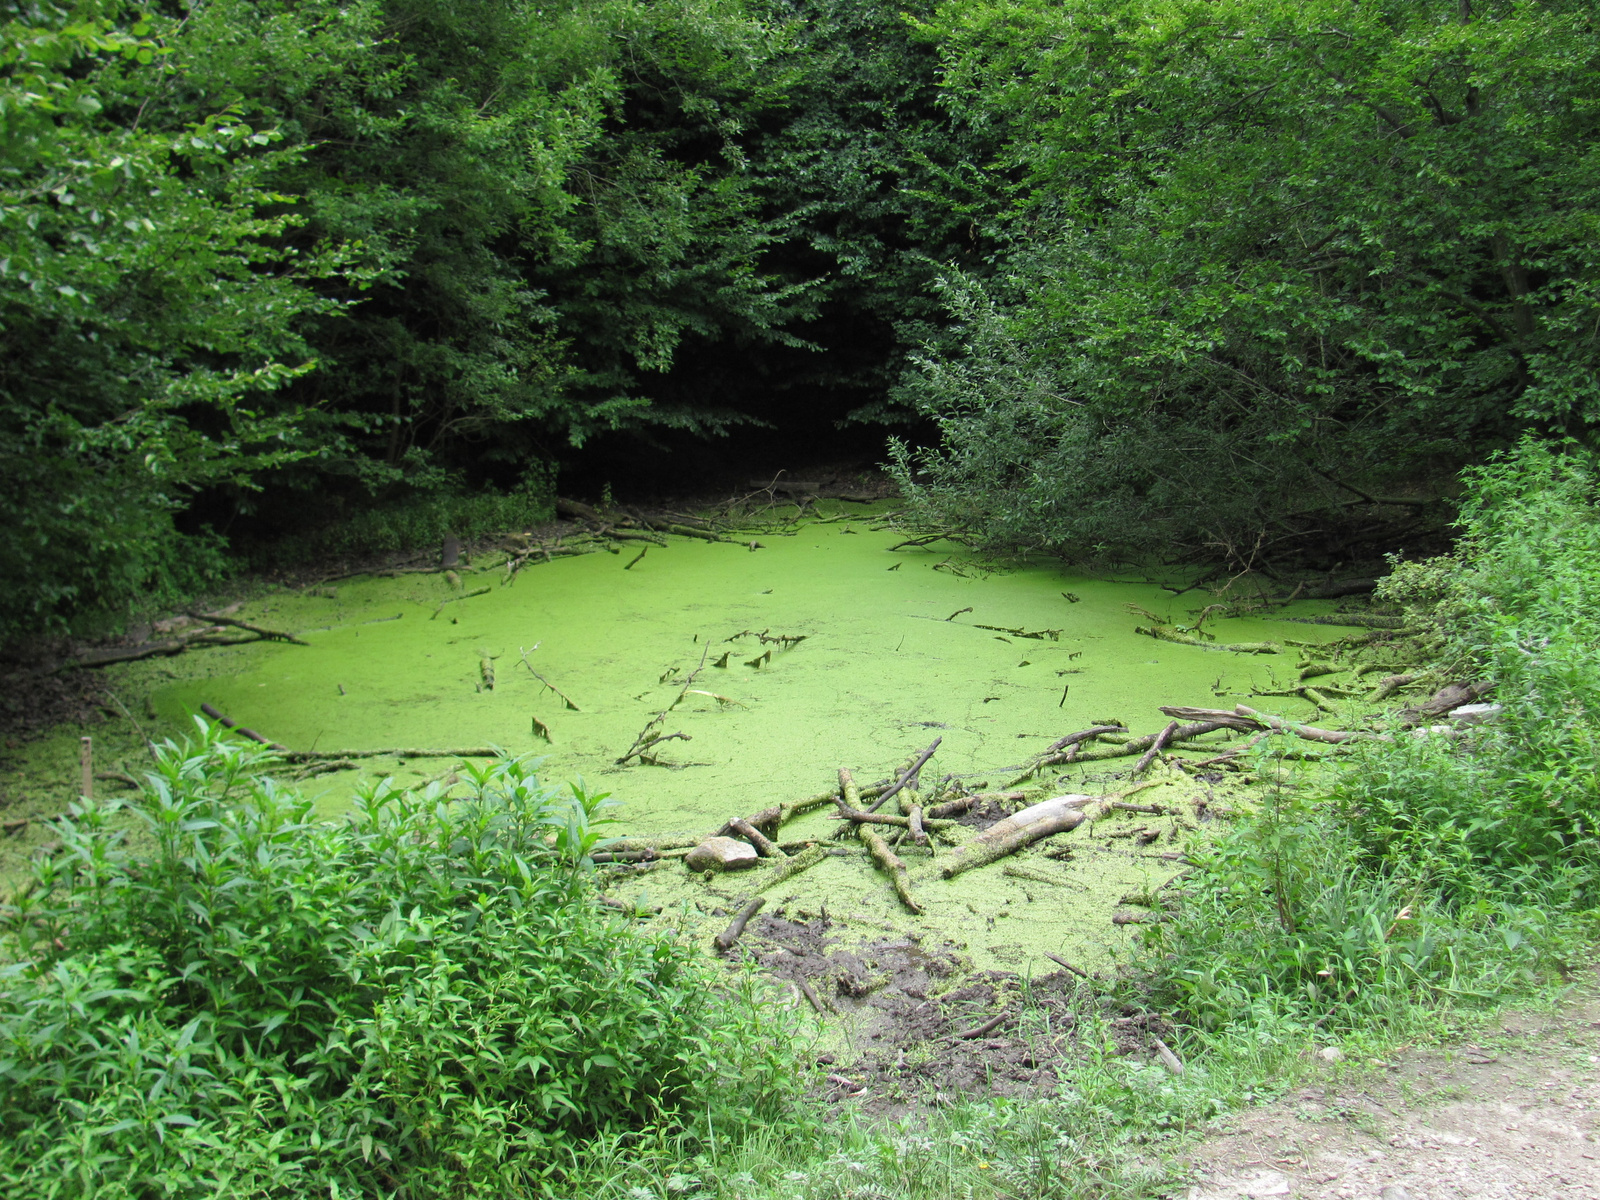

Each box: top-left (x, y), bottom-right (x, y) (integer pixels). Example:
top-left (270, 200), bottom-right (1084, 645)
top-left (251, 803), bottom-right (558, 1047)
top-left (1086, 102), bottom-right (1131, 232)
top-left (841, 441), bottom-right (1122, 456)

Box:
top-left (1181, 979), bottom-right (1600, 1200)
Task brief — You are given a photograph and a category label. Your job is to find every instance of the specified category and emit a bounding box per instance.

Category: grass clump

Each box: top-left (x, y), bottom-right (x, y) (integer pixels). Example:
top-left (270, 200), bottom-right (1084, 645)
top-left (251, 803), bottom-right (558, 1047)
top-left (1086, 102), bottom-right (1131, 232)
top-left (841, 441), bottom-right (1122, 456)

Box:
top-left (0, 724), bottom-right (801, 1198)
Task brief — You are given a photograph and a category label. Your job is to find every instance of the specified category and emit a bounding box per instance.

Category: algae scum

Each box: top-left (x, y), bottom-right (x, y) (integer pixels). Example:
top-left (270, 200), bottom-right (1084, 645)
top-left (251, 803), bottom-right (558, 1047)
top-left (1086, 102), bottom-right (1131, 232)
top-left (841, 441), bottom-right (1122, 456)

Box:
top-left (10, 506), bottom-right (1361, 1082)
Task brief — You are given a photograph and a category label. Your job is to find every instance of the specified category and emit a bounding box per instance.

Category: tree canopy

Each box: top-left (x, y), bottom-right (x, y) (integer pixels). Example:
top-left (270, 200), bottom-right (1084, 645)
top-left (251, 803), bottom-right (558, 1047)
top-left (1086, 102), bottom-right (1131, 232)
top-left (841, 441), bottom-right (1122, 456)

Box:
top-left (2, 0), bottom-right (1597, 638)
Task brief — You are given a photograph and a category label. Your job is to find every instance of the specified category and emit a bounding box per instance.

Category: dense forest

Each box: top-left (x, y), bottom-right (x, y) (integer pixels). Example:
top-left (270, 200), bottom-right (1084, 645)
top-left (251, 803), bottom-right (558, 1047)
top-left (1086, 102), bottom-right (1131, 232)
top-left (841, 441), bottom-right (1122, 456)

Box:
top-left (3, 0), bottom-right (1597, 639)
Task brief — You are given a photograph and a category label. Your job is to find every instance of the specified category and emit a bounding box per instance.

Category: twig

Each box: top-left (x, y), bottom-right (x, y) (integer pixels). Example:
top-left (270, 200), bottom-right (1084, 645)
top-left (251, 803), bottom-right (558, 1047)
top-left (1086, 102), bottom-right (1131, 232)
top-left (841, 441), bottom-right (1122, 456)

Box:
top-left (952, 1012), bottom-right (1006, 1040)
top-left (1131, 721), bottom-right (1180, 775)
top-left (1043, 952), bottom-right (1093, 979)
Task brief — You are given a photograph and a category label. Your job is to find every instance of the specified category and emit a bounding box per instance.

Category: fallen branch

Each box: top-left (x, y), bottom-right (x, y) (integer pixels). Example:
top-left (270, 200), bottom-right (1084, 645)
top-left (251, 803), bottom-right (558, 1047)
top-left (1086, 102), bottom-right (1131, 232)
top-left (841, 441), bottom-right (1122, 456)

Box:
top-left (714, 896), bottom-right (766, 952)
top-left (1043, 952), bottom-right (1093, 980)
top-left (199, 704), bottom-right (285, 750)
top-left (1369, 672), bottom-right (1418, 702)
top-left (1002, 864), bottom-right (1077, 888)
top-left (429, 587), bottom-right (491, 619)
top-left (925, 790), bottom-right (1025, 818)
top-left (188, 612), bottom-right (308, 645)
top-left (866, 738), bottom-right (941, 812)
top-left (518, 651), bottom-right (582, 711)
top-left (729, 817), bottom-right (787, 859)
top-left (952, 1012), bottom-right (1007, 1040)
top-left (280, 746), bottom-right (499, 762)
top-left (1131, 721), bottom-right (1179, 776)
top-left (1152, 1038), bottom-right (1185, 1076)
top-left (1136, 624), bottom-right (1280, 654)
top-left (797, 977), bottom-right (834, 1016)
top-left (1233, 704), bottom-right (1364, 744)
top-left (858, 823), bottom-right (923, 914)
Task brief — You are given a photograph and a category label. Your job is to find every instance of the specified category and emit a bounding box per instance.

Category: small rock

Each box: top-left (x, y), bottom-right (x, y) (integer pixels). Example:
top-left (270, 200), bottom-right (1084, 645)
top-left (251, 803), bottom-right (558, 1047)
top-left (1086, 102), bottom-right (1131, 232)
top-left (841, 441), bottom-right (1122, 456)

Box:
top-left (1380, 1187), bottom-right (1412, 1200)
top-left (1317, 1046), bottom-right (1345, 1062)
top-left (1448, 702), bottom-right (1503, 725)
top-left (684, 836), bottom-right (760, 872)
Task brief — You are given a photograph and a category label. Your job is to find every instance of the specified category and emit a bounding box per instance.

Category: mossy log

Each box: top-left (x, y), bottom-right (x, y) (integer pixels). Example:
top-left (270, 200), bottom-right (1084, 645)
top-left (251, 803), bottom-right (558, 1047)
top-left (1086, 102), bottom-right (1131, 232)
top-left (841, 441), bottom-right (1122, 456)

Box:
top-left (1135, 624), bottom-right (1281, 654)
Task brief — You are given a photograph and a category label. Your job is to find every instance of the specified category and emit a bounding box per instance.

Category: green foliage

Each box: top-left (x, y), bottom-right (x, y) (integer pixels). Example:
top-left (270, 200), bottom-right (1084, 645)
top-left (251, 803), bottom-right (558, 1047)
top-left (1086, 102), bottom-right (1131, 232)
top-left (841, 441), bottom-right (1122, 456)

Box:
top-left (0, 724), bottom-right (802, 1197)
top-left (0, 2), bottom-right (352, 640)
top-left (1144, 438), bottom-right (1600, 1035)
top-left (895, 0), bottom-right (1600, 561)
top-left (1344, 438), bottom-right (1600, 893)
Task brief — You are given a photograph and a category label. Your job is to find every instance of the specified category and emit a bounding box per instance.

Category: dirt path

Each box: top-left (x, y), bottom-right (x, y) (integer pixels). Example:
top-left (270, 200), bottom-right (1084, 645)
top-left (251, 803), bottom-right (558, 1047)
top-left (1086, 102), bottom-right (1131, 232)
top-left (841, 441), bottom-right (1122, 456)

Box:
top-left (1180, 978), bottom-right (1600, 1200)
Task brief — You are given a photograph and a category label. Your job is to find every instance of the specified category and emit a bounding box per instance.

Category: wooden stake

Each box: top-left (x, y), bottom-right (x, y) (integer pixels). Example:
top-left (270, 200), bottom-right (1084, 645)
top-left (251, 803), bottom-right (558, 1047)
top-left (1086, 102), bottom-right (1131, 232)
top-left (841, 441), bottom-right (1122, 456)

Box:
top-left (80, 736), bottom-right (92, 799)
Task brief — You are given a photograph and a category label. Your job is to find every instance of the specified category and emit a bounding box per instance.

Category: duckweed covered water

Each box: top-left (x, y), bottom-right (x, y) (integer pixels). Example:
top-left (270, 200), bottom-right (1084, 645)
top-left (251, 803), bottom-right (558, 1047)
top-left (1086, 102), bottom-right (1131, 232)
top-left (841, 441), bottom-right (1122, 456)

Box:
top-left (7, 505), bottom-right (1355, 982)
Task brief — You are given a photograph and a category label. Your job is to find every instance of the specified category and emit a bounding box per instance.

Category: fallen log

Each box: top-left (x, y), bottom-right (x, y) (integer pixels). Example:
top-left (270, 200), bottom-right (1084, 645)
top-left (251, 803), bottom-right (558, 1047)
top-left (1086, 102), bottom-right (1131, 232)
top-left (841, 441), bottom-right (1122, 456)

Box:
top-left (1002, 864), bottom-right (1076, 888)
top-left (1396, 680), bottom-right (1493, 727)
top-left (1156, 706), bottom-right (1265, 732)
top-left (1006, 724), bottom-right (1129, 784)
top-left (940, 795), bottom-right (1093, 880)
top-left (714, 896), bottom-right (766, 952)
top-left (1152, 1038), bottom-right (1185, 1076)
top-left (858, 824), bottom-right (923, 914)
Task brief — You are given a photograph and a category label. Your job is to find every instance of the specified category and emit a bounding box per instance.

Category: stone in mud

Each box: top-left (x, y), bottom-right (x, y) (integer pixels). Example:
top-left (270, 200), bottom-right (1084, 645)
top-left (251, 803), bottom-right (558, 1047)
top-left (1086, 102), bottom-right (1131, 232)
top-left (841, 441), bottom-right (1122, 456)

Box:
top-left (685, 836), bottom-right (760, 872)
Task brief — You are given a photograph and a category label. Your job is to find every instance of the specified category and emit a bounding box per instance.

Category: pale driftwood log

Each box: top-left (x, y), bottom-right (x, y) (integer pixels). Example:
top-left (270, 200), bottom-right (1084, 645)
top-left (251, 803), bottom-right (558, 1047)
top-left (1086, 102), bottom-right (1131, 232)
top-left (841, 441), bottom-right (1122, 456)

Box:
top-left (714, 896), bottom-right (766, 952)
top-left (939, 795), bottom-right (1094, 880)
top-left (1157, 706), bottom-right (1266, 731)
top-left (858, 823), bottom-right (923, 914)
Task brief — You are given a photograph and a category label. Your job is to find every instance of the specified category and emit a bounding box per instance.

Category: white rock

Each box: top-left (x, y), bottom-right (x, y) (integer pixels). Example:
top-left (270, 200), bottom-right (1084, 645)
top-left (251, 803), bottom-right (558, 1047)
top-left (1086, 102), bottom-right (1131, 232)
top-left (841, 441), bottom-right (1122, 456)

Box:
top-left (1317, 1045), bottom-right (1344, 1062)
top-left (685, 836), bottom-right (760, 872)
top-left (1448, 702), bottom-right (1503, 725)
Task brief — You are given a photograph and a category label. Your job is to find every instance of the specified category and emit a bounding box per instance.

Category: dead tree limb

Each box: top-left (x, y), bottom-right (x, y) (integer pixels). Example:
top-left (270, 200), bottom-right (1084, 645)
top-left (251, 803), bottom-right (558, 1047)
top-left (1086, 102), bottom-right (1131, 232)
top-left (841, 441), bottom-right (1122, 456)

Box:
top-left (952, 1012), bottom-right (1007, 1040)
top-left (925, 790), bottom-right (1025, 819)
top-left (199, 704), bottom-right (285, 750)
top-left (1131, 721), bottom-right (1180, 776)
top-left (729, 818), bottom-right (787, 859)
top-left (940, 796), bottom-right (1093, 879)
top-left (714, 896), bottom-right (766, 952)
top-left (188, 613), bottom-right (308, 645)
top-left (1044, 952), bottom-right (1093, 980)
top-left (858, 824), bottom-right (923, 914)
top-left (866, 738), bottom-right (941, 812)
top-left (755, 843), bottom-right (830, 893)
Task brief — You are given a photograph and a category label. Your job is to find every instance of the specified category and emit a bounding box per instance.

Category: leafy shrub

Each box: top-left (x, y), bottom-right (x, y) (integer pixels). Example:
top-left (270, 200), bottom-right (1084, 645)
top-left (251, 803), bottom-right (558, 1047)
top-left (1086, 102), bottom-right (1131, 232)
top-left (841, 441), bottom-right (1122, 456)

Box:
top-left (1145, 438), bottom-right (1600, 1034)
top-left (0, 724), bottom-right (799, 1198)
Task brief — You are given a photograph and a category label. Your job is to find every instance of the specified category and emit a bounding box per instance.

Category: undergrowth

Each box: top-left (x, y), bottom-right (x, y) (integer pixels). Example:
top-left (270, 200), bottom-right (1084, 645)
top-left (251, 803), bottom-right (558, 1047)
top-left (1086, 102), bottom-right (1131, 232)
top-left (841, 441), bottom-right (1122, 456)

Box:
top-left (0, 727), bottom-right (800, 1198)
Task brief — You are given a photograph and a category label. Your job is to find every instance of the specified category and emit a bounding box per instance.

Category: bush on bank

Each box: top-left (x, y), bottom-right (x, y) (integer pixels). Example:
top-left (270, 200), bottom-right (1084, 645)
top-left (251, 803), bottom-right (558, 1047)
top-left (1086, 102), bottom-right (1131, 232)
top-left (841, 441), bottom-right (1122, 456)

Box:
top-left (1144, 437), bottom-right (1600, 1037)
top-left (0, 728), bottom-right (801, 1198)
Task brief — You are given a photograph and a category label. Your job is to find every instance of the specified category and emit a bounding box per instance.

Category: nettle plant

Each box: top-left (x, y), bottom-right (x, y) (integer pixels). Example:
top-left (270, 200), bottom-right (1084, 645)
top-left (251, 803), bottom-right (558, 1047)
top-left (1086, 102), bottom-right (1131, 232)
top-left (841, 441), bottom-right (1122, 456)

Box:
top-left (0, 722), bottom-right (799, 1198)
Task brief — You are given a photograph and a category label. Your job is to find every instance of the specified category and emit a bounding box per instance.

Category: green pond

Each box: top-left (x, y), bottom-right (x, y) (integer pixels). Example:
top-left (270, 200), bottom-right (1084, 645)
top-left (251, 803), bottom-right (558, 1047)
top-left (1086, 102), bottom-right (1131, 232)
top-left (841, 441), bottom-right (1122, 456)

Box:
top-left (5, 504), bottom-right (1356, 985)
